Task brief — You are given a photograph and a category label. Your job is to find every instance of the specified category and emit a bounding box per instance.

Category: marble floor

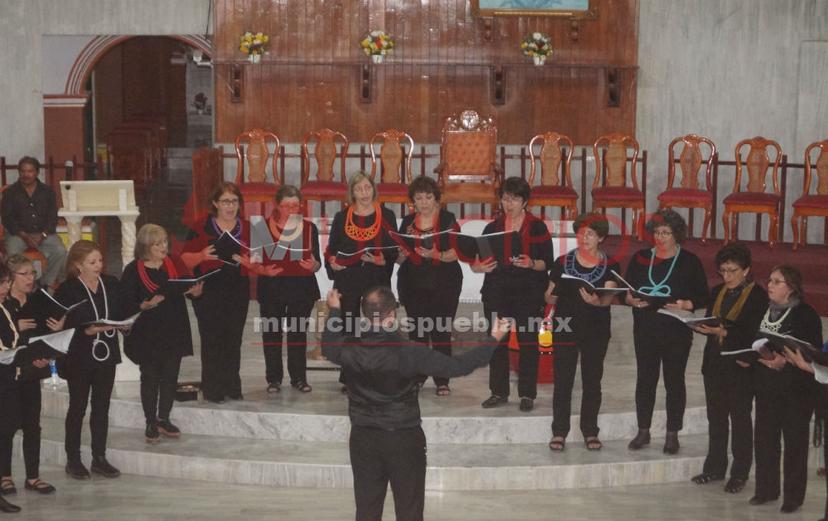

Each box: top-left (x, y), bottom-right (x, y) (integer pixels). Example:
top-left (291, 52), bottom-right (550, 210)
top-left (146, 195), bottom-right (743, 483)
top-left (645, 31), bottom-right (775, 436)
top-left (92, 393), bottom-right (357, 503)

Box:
top-left (4, 463), bottom-right (826, 521)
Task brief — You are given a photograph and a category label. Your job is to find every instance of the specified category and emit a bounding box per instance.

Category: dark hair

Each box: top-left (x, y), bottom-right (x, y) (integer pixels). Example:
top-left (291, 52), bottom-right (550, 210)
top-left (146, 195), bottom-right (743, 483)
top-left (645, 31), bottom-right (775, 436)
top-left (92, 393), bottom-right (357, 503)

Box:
top-left (360, 286), bottom-right (398, 320)
top-left (65, 240), bottom-right (102, 278)
top-left (17, 156), bottom-right (40, 172)
top-left (645, 209), bottom-right (687, 243)
top-left (572, 212), bottom-right (609, 238)
top-left (770, 264), bottom-right (804, 300)
top-left (0, 263), bottom-right (10, 284)
top-left (276, 184), bottom-right (302, 203)
top-left (408, 176), bottom-right (441, 202)
top-left (208, 182), bottom-right (243, 216)
top-left (714, 243), bottom-right (751, 270)
top-left (498, 176), bottom-right (531, 203)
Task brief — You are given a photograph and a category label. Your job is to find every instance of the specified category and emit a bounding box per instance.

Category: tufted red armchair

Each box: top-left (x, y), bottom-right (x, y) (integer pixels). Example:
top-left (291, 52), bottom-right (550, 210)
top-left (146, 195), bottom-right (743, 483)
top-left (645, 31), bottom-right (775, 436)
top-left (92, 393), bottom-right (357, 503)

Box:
top-left (722, 136), bottom-right (782, 247)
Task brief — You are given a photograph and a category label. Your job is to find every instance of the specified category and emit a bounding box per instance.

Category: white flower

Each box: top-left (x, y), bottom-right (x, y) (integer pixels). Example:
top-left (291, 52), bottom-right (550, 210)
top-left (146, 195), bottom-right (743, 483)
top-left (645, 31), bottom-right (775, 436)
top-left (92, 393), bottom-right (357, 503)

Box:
top-left (533, 32), bottom-right (542, 40)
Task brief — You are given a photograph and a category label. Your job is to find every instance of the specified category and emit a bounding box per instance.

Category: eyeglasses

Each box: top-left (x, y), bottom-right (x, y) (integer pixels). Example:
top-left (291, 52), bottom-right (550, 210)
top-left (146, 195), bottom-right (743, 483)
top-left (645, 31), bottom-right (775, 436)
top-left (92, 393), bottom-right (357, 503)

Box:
top-left (652, 230), bottom-right (673, 237)
top-left (14, 271), bottom-right (35, 278)
top-left (501, 195), bottom-right (524, 204)
top-left (217, 198), bottom-right (239, 206)
top-left (717, 267), bottom-right (742, 275)
top-left (767, 278), bottom-right (787, 286)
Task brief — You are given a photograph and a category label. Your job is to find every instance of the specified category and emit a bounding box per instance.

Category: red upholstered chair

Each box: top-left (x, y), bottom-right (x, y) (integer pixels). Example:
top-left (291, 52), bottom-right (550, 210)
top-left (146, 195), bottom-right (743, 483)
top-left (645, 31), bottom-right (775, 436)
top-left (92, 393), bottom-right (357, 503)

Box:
top-left (369, 129), bottom-right (414, 207)
top-left (301, 128), bottom-right (349, 215)
top-left (657, 134), bottom-right (717, 242)
top-left (591, 133), bottom-right (644, 239)
top-left (722, 136), bottom-right (782, 247)
top-left (434, 110), bottom-right (503, 215)
top-left (527, 131), bottom-right (577, 219)
top-left (234, 128), bottom-right (281, 219)
top-left (791, 139), bottom-right (828, 250)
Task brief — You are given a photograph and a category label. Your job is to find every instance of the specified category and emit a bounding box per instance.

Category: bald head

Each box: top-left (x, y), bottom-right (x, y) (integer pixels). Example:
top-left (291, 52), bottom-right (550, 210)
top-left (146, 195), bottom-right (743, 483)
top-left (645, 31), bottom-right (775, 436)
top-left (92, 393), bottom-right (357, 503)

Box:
top-left (360, 286), bottom-right (398, 322)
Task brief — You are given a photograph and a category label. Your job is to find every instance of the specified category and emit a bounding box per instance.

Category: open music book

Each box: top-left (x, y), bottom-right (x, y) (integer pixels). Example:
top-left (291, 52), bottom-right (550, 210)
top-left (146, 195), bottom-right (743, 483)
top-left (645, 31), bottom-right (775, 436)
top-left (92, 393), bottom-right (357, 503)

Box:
top-left (213, 231), bottom-right (263, 265)
top-left (84, 312), bottom-right (142, 329)
top-left (610, 269), bottom-right (676, 308)
top-left (38, 288), bottom-right (87, 319)
top-left (389, 229), bottom-right (452, 253)
top-left (656, 308), bottom-right (733, 329)
top-left (335, 246), bottom-right (399, 262)
top-left (720, 329), bottom-right (828, 364)
top-left (0, 329), bottom-right (75, 366)
top-left (559, 274), bottom-right (628, 295)
top-left (448, 230), bottom-right (521, 264)
top-left (155, 269), bottom-right (221, 296)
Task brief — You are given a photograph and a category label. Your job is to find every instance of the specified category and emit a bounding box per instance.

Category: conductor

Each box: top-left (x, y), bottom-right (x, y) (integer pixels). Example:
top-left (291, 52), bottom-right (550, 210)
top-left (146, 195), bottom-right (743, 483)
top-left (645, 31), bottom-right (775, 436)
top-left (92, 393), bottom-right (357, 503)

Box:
top-left (322, 286), bottom-right (511, 521)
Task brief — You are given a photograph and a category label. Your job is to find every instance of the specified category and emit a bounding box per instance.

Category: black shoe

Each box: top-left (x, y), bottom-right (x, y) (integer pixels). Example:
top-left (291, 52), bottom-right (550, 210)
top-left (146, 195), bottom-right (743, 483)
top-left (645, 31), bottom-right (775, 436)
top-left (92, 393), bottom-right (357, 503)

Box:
top-left (663, 431), bottom-right (680, 454)
top-left (481, 395), bottom-right (508, 409)
top-left (628, 429), bottom-right (650, 450)
top-left (0, 496), bottom-right (20, 513)
top-left (749, 495), bottom-right (777, 505)
top-left (90, 456), bottom-right (120, 478)
top-left (205, 397), bottom-right (225, 404)
top-left (724, 477), bottom-right (746, 493)
top-left (519, 397), bottom-right (534, 412)
top-left (227, 394), bottom-right (244, 401)
top-left (24, 479), bottom-right (56, 495)
top-left (780, 502), bottom-right (800, 513)
top-left (691, 472), bottom-right (725, 485)
top-left (145, 421), bottom-right (160, 444)
top-left (157, 419), bottom-right (181, 438)
top-left (65, 459), bottom-right (90, 480)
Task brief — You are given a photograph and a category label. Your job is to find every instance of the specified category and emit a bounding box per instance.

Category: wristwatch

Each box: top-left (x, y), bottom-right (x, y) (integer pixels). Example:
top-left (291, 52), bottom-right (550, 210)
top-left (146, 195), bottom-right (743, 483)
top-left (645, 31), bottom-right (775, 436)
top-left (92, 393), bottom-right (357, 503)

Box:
top-left (41, 232), bottom-right (48, 239)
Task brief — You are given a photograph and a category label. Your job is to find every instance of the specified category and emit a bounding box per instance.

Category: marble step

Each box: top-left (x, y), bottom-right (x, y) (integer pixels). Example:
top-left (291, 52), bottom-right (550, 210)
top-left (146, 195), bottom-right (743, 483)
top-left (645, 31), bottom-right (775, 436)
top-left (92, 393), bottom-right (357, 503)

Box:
top-left (30, 416), bottom-right (708, 491)
top-left (40, 388), bottom-right (707, 445)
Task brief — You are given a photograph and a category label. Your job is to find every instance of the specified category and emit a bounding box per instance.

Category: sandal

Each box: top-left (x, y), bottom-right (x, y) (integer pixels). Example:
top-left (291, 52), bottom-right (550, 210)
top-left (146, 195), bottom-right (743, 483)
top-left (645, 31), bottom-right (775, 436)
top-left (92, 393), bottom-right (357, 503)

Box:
top-left (266, 383), bottom-right (281, 394)
top-left (690, 472), bottom-right (724, 485)
top-left (585, 437), bottom-right (603, 451)
top-left (436, 385), bottom-right (451, 396)
top-left (0, 478), bottom-right (16, 495)
top-left (292, 381), bottom-right (312, 393)
top-left (24, 478), bottom-right (56, 495)
top-left (548, 437), bottom-right (566, 452)
top-left (724, 477), bottom-right (746, 493)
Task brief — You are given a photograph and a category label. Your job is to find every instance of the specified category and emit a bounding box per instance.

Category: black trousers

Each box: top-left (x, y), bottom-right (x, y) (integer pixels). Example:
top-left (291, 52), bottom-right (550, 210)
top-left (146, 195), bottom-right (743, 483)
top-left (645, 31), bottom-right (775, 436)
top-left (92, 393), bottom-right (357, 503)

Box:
top-left (633, 332), bottom-right (692, 431)
top-left (195, 290), bottom-right (248, 401)
top-left (753, 382), bottom-right (814, 505)
top-left (349, 424), bottom-right (426, 521)
top-left (65, 363), bottom-right (116, 460)
top-left (402, 285), bottom-right (460, 387)
top-left (0, 379), bottom-right (40, 479)
top-left (140, 355), bottom-right (182, 423)
top-left (485, 302), bottom-right (541, 400)
top-left (551, 330), bottom-right (609, 438)
top-left (259, 297), bottom-right (315, 386)
top-left (701, 365), bottom-right (754, 480)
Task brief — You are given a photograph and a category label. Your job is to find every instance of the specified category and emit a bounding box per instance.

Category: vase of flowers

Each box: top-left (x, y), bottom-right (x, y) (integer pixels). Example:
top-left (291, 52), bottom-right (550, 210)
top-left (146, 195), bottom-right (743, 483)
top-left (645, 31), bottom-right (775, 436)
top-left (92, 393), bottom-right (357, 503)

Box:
top-left (360, 30), bottom-right (394, 63)
top-left (521, 32), bottom-right (552, 66)
top-left (239, 31), bottom-right (269, 63)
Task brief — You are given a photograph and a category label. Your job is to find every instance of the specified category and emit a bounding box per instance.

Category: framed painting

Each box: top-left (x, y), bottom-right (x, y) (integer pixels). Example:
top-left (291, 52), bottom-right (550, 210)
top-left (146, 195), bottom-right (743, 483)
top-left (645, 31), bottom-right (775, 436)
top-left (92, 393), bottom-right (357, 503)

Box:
top-left (472, 0), bottom-right (596, 18)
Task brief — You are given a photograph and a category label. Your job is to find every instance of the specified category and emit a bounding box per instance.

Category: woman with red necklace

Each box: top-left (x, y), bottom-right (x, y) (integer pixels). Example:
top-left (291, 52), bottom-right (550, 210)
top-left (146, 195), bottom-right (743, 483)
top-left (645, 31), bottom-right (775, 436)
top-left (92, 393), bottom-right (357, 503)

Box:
top-left (121, 224), bottom-right (202, 443)
top-left (181, 182), bottom-right (250, 404)
top-left (325, 172), bottom-right (398, 327)
top-left (255, 185), bottom-right (321, 394)
top-left (395, 176), bottom-right (462, 396)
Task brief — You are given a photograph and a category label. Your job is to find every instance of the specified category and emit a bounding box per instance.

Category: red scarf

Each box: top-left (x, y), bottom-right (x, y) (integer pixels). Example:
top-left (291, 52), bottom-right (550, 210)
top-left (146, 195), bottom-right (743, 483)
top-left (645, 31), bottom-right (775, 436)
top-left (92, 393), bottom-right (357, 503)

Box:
top-left (137, 257), bottom-right (179, 293)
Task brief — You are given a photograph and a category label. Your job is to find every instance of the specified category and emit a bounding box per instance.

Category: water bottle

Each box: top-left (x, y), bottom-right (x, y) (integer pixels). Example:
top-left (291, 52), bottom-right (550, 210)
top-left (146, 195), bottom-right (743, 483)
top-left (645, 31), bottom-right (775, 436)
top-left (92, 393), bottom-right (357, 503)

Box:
top-left (49, 360), bottom-right (60, 389)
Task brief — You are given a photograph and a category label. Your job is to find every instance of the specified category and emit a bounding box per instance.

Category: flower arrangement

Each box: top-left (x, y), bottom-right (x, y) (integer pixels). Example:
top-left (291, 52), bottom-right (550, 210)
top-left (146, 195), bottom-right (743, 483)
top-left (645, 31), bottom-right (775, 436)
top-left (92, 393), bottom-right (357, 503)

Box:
top-left (360, 30), bottom-right (395, 61)
top-left (520, 32), bottom-right (553, 64)
top-left (239, 31), bottom-right (269, 62)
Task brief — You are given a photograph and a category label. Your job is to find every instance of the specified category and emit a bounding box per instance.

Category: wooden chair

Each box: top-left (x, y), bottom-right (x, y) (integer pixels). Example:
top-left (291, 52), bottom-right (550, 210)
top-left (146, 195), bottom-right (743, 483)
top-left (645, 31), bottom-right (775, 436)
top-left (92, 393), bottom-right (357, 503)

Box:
top-left (591, 133), bottom-right (645, 239)
top-left (527, 131), bottom-right (577, 220)
top-left (657, 134), bottom-right (717, 242)
top-left (301, 128), bottom-right (349, 216)
top-left (234, 128), bottom-right (282, 219)
top-left (791, 139), bottom-right (828, 249)
top-left (722, 136), bottom-right (782, 247)
top-left (369, 129), bottom-right (414, 207)
top-left (434, 110), bottom-right (503, 216)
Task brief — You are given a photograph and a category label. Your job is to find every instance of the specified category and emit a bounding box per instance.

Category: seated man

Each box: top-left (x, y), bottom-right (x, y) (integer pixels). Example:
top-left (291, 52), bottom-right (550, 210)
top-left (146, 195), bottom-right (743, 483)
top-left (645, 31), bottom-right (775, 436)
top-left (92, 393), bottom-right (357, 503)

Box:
top-left (1, 156), bottom-right (67, 287)
top-left (322, 285), bottom-right (510, 521)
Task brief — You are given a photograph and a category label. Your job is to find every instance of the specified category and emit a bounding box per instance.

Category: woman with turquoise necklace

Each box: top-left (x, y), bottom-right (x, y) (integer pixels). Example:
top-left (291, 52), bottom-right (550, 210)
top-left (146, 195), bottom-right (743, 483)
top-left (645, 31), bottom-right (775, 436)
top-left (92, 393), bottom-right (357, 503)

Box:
top-left (624, 209), bottom-right (708, 455)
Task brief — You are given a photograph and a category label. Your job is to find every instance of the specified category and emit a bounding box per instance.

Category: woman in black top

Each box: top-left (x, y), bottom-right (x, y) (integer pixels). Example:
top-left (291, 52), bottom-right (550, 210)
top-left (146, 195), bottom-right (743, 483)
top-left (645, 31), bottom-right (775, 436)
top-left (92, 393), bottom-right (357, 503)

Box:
top-left (121, 224), bottom-right (202, 444)
top-left (625, 209), bottom-right (708, 454)
top-left (55, 240), bottom-right (124, 480)
top-left (749, 265), bottom-right (822, 514)
top-left (325, 172), bottom-right (398, 322)
top-left (255, 185), bottom-right (321, 394)
top-left (1, 255), bottom-right (63, 497)
top-left (182, 182), bottom-right (250, 404)
top-left (691, 243), bottom-right (767, 494)
top-left (395, 176), bottom-right (463, 396)
top-left (476, 177), bottom-right (555, 412)
top-left (547, 213), bottom-right (620, 451)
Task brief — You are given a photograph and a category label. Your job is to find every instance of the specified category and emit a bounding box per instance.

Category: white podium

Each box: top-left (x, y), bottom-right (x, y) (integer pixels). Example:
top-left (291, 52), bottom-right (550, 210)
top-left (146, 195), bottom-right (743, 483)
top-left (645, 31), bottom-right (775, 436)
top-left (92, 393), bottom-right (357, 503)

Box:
top-left (57, 180), bottom-right (141, 381)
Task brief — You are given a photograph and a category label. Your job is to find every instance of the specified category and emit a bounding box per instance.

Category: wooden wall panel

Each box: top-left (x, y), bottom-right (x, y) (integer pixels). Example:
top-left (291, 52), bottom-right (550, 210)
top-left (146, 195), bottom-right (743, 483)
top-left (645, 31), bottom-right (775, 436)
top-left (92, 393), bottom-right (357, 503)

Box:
top-left (215, 0), bottom-right (638, 145)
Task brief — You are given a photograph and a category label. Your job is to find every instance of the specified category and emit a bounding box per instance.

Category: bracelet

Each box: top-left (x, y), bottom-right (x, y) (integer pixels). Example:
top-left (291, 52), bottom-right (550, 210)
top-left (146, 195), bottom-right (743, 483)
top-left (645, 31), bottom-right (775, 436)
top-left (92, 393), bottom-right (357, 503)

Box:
top-left (531, 259), bottom-right (537, 270)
